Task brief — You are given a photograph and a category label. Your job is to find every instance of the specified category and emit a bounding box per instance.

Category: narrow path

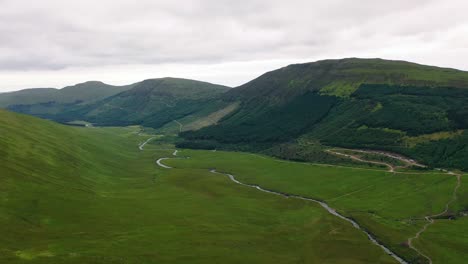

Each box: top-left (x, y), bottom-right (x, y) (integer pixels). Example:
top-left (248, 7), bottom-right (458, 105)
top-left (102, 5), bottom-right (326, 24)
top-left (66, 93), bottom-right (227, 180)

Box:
top-left (138, 137), bottom-right (155, 150)
top-left (326, 148), bottom-right (463, 263)
top-left (156, 158), bottom-right (172, 169)
top-left (248, 153), bottom-right (437, 175)
top-left (156, 149), bottom-right (178, 169)
top-left (326, 148), bottom-right (429, 172)
top-left (326, 184), bottom-right (375, 202)
top-left (326, 149), bottom-right (395, 172)
top-left (155, 152), bottom-right (408, 264)
top-left (407, 173), bottom-right (462, 264)
top-left (348, 149), bottom-right (426, 168)
top-left (173, 120), bottom-right (183, 132)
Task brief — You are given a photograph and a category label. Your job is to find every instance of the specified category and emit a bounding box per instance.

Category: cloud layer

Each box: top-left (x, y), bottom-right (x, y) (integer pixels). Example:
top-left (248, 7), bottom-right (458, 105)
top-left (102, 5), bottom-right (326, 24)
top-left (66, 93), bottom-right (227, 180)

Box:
top-left (1, 0), bottom-right (467, 91)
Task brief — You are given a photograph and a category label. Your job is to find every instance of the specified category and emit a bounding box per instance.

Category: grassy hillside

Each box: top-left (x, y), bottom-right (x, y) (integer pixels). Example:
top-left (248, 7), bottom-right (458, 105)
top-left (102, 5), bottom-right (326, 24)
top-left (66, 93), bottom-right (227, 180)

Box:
top-left (1, 109), bottom-right (401, 263)
top-left (156, 102), bottom-right (240, 134)
top-left (181, 58), bottom-right (468, 171)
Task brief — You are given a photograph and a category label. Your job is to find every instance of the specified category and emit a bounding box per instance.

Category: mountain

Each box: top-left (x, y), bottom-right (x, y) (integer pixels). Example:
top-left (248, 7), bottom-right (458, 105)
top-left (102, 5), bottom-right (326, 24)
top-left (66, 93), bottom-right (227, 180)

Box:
top-left (3, 78), bottom-right (233, 130)
top-left (180, 58), bottom-right (468, 170)
top-left (0, 81), bottom-right (133, 107)
top-left (0, 88), bottom-right (57, 107)
top-left (55, 78), bottom-right (231, 128)
top-left (226, 58), bottom-right (468, 102)
top-left (5, 58), bottom-right (468, 170)
top-left (1, 81), bottom-right (134, 116)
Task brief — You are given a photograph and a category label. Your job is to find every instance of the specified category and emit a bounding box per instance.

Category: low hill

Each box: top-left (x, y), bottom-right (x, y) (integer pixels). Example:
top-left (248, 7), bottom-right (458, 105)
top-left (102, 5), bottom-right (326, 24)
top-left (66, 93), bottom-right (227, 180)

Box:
top-left (181, 58), bottom-right (468, 170)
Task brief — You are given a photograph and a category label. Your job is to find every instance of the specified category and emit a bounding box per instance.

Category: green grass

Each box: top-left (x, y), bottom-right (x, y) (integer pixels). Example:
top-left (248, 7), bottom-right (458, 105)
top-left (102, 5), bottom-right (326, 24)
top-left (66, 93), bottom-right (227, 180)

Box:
top-left (156, 102), bottom-right (238, 134)
top-left (0, 110), bottom-right (396, 263)
top-left (320, 81), bottom-right (361, 97)
top-left (167, 150), bottom-right (453, 217)
top-left (167, 149), bottom-right (460, 263)
top-left (413, 173), bottom-right (468, 264)
top-left (413, 217), bottom-right (468, 264)
top-left (403, 130), bottom-right (464, 148)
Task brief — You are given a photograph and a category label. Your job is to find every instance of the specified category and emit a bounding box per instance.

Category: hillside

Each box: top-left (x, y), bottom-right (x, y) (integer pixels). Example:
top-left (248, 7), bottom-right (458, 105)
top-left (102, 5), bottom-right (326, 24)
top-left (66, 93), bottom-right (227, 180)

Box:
top-left (181, 58), bottom-right (468, 170)
top-left (225, 58), bottom-right (468, 102)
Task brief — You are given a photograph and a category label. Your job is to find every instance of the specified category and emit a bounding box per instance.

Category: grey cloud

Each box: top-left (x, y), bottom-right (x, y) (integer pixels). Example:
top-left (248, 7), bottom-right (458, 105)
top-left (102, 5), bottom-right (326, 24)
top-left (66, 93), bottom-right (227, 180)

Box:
top-left (0, 0), bottom-right (467, 73)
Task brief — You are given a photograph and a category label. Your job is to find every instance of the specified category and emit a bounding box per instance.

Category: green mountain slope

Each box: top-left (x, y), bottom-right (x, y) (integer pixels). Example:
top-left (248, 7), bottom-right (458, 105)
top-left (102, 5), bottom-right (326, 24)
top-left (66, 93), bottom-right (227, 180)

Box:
top-left (181, 58), bottom-right (468, 170)
top-left (226, 58), bottom-right (468, 102)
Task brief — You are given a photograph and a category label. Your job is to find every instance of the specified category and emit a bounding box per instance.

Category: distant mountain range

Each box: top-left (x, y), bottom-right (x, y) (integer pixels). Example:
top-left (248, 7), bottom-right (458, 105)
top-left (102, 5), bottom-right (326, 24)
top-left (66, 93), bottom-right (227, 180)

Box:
top-left (2, 78), bottom-right (231, 130)
top-left (3, 58), bottom-right (468, 170)
top-left (0, 81), bottom-right (134, 107)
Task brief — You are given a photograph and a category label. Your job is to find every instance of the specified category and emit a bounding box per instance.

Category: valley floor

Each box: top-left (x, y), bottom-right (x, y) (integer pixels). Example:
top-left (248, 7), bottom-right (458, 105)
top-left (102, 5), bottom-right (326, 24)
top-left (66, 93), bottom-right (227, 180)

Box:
top-left (160, 147), bottom-right (467, 264)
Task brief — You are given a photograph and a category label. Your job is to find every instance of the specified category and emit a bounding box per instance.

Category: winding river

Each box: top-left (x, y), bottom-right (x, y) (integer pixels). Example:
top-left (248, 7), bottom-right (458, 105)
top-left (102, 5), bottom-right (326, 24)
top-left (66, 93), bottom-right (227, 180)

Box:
top-left (156, 150), bottom-right (408, 264)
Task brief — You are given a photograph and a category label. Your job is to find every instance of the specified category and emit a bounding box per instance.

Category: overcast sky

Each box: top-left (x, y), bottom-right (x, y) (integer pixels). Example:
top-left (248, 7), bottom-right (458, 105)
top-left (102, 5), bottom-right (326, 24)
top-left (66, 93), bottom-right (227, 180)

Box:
top-left (1, 0), bottom-right (467, 91)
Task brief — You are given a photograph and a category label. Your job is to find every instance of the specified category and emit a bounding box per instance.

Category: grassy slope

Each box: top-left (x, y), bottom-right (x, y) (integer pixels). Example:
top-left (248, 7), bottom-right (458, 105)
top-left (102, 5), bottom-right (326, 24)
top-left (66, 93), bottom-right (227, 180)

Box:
top-left (0, 110), bottom-right (395, 263)
top-left (156, 102), bottom-right (239, 134)
top-left (167, 149), bottom-right (464, 263)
